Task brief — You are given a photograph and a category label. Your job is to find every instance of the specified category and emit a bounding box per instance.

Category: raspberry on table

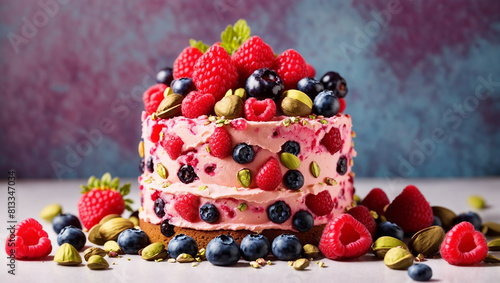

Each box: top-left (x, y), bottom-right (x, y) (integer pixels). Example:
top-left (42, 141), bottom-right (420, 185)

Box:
top-left (361, 188), bottom-right (390, 216)
top-left (181, 91), bottom-right (215, 118)
top-left (161, 133), bottom-right (184, 160)
top-left (244, 98), bottom-right (276, 121)
top-left (305, 190), bottom-right (335, 216)
top-left (173, 46), bottom-right (204, 79)
top-left (174, 194), bottom-right (200, 222)
top-left (321, 127), bottom-right (343, 154)
top-left (440, 221), bottom-right (488, 266)
top-left (209, 127), bottom-right (232, 158)
top-left (272, 49), bottom-right (308, 90)
top-left (4, 218), bottom-right (52, 259)
top-left (256, 158), bottom-right (282, 191)
top-left (143, 84), bottom-right (168, 114)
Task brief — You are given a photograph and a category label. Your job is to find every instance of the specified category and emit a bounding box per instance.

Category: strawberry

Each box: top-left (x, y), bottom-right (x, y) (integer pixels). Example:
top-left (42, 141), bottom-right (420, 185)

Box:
top-left (232, 36), bottom-right (275, 84)
top-left (78, 173), bottom-right (133, 229)
top-left (256, 158), bottom-right (282, 191)
top-left (361, 188), bottom-right (390, 216)
top-left (174, 193), bottom-right (200, 222)
top-left (209, 126), bottom-right (232, 158)
top-left (272, 49), bottom-right (308, 90)
top-left (161, 133), bottom-right (184, 160)
top-left (305, 190), bottom-right (335, 216)
top-left (173, 40), bottom-right (207, 79)
top-left (346, 205), bottom-right (377, 237)
top-left (5, 218), bottom-right (52, 259)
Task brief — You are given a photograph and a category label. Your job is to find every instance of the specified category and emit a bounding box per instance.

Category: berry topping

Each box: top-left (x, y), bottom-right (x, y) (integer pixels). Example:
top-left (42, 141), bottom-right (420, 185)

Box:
top-left (57, 226), bottom-right (86, 251)
top-left (143, 84), bottom-right (168, 114)
top-left (244, 97), bottom-right (276, 121)
top-left (117, 228), bottom-right (150, 254)
top-left (281, 141), bottom-right (300, 156)
top-left (154, 198), bottom-right (166, 218)
top-left (313, 90), bottom-right (340, 117)
top-left (339, 97), bottom-right (346, 113)
top-left (192, 45), bottom-right (238, 101)
top-left (346, 205), bottom-right (377, 237)
top-left (230, 118), bottom-right (248, 130)
top-left (292, 210), bottom-right (314, 232)
top-left (375, 221), bottom-right (404, 241)
top-left (408, 264), bottom-right (433, 281)
top-left (272, 49), bottom-right (308, 90)
top-left (161, 134), bottom-right (184, 160)
top-left (319, 214), bottom-right (372, 260)
top-left (170, 77), bottom-right (196, 96)
top-left (267, 201), bottom-right (291, 224)
top-left (209, 127), bottom-right (232, 158)
top-left (245, 68), bottom-right (284, 100)
top-left (146, 156), bottom-right (154, 173)
top-left (181, 91), bottom-right (216, 118)
top-left (297, 77), bottom-right (324, 101)
top-left (200, 203), bottom-right (220, 224)
top-left (174, 193), bottom-right (200, 222)
top-left (177, 165), bottom-right (197, 184)
top-left (232, 143), bottom-right (255, 164)
top-left (455, 211), bottom-right (482, 231)
top-left (149, 123), bottom-right (163, 144)
top-left (232, 36), bottom-right (275, 84)
top-left (321, 127), bottom-right (343, 154)
top-left (160, 219), bottom-right (175, 237)
top-left (156, 67), bottom-right (174, 85)
top-left (5, 218), bottom-right (52, 259)
top-left (320, 71), bottom-right (348, 98)
top-left (168, 234), bottom-right (198, 258)
top-left (283, 170), bottom-right (304, 191)
top-left (256, 158), bottom-right (282, 191)
top-left (360, 188), bottom-right (390, 216)
top-left (271, 234), bottom-right (302, 261)
top-left (206, 235), bottom-right (241, 266)
top-left (239, 234), bottom-right (271, 261)
top-left (52, 213), bottom-right (82, 234)
top-left (306, 63), bottom-right (315, 78)
top-left (440, 221), bottom-right (488, 266)
top-left (305, 190), bottom-right (335, 217)
top-left (337, 156), bottom-right (348, 175)
top-left (385, 185), bottom-right (434, 234)
top-left (173, 45), bottom-right (205, 80)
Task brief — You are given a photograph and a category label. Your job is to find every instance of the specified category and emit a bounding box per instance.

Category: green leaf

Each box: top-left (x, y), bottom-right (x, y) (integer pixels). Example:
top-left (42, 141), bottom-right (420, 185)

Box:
top-left (110, 177), bottom-right (120, 189)
top-left (119, 183), bottom-right (131, 197)
top-left (101, 172), bottom-right (111, 187)
top-left (219, 19), bottom-right (252, 55)
top-left (80, 185), bottom-right (91, 194)
top-left (125, 204), bottom-right (134, 213)
top-left (92, 179), bottom-right (101, 188)
top-left (233, 19), bottom-right (250, 43)
top-left (124, 198), bottom-right (134, 204)
top-left (189, 39), bottom-right (209, 53)
top-left (87, 176), bottom-right (96, 188)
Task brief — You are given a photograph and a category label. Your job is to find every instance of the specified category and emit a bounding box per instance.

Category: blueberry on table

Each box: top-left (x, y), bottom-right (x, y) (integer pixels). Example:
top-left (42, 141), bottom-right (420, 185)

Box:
top-left (57, 225), bottom-right (86, 251)
top-left (408, 264), bottom-right (433, 281)
top-left (52, 213), bottom-right (82, 234)
top-left (117, 228), bottom-right (150, 254)
top-left (271, 234), bottom-right (302, 261)
top-left (167, 234), bottom-right (198, 258)
top-left (240, 234), bottom-right (271, 261)
top-left (455, 211), bottom-right (482, 231)
top-left (376, 221), bottom-right (404, 241)
top-left (206, 235), bottom-right (241, 266)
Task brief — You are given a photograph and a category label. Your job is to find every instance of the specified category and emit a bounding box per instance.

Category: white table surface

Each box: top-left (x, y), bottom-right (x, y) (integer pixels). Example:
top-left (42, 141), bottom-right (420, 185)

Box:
top-left (1, 178), bottom-right (499, 282)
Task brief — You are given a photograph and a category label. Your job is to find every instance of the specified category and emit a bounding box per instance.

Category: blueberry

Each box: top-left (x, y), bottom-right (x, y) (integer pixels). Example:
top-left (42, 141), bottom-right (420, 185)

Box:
top-left (156, 67), bottom-right (174, 85)
top-left (337, 156), bottom-right (348, 175)
top-left (160, 219), bottom-right (175, 237)
top-left (206, 235), bottom-right (241, 266)
top-left (320, 71), bottom-right (348, 98)
top-left (154, 198), bottom-right (165, 218)
top-left (292, 211), bottom-right (314, 232)
top-left (267, 201), bottom-right (291, 224)
top-left (170, 77), bottom-right (196, 96)
top-left (232, 143), bottom-right (255, 164)
top-left (52, 213), bottom-right (82, 234)
top-left (167, 234), bottom-right (198, 258)
top-left (455, 211), bottom-right (482, 231)
top-left (432, 216), bottom-right (442, 227)
top-left (117, 228), bottom-right (150, 254)
top-left (146, 156), bottom-right (154, 173)
top-left (239, 234), bottom-right (271, 261)
top-left (57, 226), bottom-right (86, 251)
top-left (281, 141), bottom-right (300, 156)
top-left (313, 90), bottom-right (340, 117)
top-left (200, 203), bottom-right (220, 224)
top-left (408, 264), bottom-right (433, 281)
top-left (139, 158), bottom-right (145, 173)
top-left (283, 170), bottom-right (304, 191)
top-left (245, 68), bottom-right (284, 100)
top-left (271, 234), bottom-right (302, 261)
top-left (297, 77), bottom-right (324, 101)
top-left (376, 221), bottom-right (404, 241)
top-left (177, 164), bottom-right (197, 184)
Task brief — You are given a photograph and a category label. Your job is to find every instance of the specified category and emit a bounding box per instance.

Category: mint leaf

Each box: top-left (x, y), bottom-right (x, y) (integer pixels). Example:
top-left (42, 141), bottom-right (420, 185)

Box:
top-left (125, 203), bottom-right (134, 213)
top-left (189, 39), bottom-right (209, 53)
top-left (234, 19), bottom-right (250, 43)
top-left (220, 19), bottom-right (251, 55)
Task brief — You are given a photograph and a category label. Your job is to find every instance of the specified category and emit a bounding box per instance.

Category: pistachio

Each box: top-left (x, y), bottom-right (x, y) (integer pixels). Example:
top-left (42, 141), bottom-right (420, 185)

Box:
top-left (384, 247), bottom-right (414, 270)
top-left (176, 253), bottom-right (195, 263)
top-left (280, 152), bottom-right (301, 170)
top-left (484, 254), bottom-right (500, 263)
top-left (408, 226), bottom-right (445, 256)
top-left (99, 214), bottom-right (121, 225)
top-left (39, 203), bottom-right (62, 222)
top-left (54, 243), bottom-right (82, 266)
top-left (238, 203), bottom-right (248, 212)
top-left (372, 236), bottom-right (408, 259)
top-left (310, 161), bottom-right (320, 178)
top-left (104, 240), bottom-right (123, 254)
top-left (138, 141), bottom-right (144, 158)
top-left (468, 195), bottom-right (485, 209)
top-left (197, 248), bottom-right (206, 260)
top-left (431, 206), bottom-right (457, 231)
top-left (256, 258), bottom-right (266, 266)
top-left (280, 90), bottom-right (313, 117)
top-left (157, 163), bottom-right (168, 179)
top-left (83, 247), bottom-right (107, 261)
top-left (99, 217), bottom-right (134, 241)
top-left (482, 222), bottom-right (500, 236)
top-left (225, 88), bottom-right (247, 100)
top-left (293, 258), bottom-right (310, 270)
top-left (129, 216), bottom-right (140, 227)
top-left (487, 238), bottom-right (500, 251)
top-left (87, 255), bottom-right (109, 270)
top-left (249, 261), bottom-right (260, 268)
top-left (214, 95), bottom-right (244, 119)
top-left (325, 177), bottom-right (337, 186)
top-left (163, 87), bottom-right (173, 97)
top-left (156, 93), bottom-right (184, 119)
top-left (141, 242), bottom-right (168, 261)
top-left (237, 169), bottom-right (252, 188)
top-left (88, 224), bottom-right (106, 245)
top-left (303, 244), bottom-right (320, 258)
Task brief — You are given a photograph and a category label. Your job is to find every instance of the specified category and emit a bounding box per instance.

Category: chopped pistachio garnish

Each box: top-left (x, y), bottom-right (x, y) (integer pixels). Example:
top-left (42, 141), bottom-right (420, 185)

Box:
top-left (198, 185), bottom-right (208, 191)
top-left (319, 119), bottom-right (328, 124)
top-left (309, 115), bottom-right (316, 119)
top-left (283, 118), bottom-right (291, 127)
top-left (151, 113), bottom-right (158, 120)
top-left (325, 178), bottom-right (337, 186)
top-left (238, 203), bottom-right (248, 212)
top-left (204, 121), bottom-right (210, 125)
top-left (208, 116), bottom-right (216, 122)
top-left (167, 258), bottom-right (176, 263)
top-left (250, 261), bottom-right (260, 268)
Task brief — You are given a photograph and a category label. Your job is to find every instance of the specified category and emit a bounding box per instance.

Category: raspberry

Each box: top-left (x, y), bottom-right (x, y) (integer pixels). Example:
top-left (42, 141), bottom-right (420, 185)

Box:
top-left (230, 118), bottom-right (247, 130)
top-left (385, 185), bottom-right (433, 234)
top-left (338, 98), bottom-right (346, 113)
top-left (5, 218), bottom-right (52, 259)
top-left (319, 214), bottom-right (372, 260)
top-left (192, 45), bottom-right (238, 101)
top-left (306, 63), bottom-right (315, 78)
top-left (321, 127), bottom-right (343, 154)
top-left (256, 158), bottom-right (282, 191)
top-left (78, 188), bottom-right (126, 229)
top-left (272, 49), bottom-right (308, 90)
top-left (173, 46), bottom-right (203, 79)
top-left (346, 205), bottom-right (377, 237)
top-left (209, 127), bottom-right (232, 158)
top-left (149, 123), bottom-right (163, 144)
top-left (440, 221), bottom-right (488, 266)
top-left (161, 134), bottom-right (184, 160)
top-left (244, 98), bottom-right (276, 121)
top-left (361, 188), bottom-right (390, 216)
top-left (305, 190), bottom-right (334, 216)
top-left (174, 194), bottom-right (200, 222)
top-left (143, 84), bottom-right (167, 114)
top-left (232, 36), bottom-right (275, 84)
top-left (181, 91), bottom-right (215, 118)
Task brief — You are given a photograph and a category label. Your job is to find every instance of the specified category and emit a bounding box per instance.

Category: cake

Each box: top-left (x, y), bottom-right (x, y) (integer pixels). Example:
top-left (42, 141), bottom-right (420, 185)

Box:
top-left (138, 20), bottom-right (355, 248)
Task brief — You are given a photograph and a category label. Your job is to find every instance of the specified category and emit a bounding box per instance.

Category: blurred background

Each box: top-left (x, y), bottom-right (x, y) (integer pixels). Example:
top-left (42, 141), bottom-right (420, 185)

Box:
top-left (1, 0), bottom-right (499, 180)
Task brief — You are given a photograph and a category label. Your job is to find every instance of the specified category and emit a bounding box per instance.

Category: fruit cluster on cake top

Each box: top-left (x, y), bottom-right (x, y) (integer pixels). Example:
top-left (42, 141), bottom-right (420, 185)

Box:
top-left (143, 19), bottom-right (349, 122)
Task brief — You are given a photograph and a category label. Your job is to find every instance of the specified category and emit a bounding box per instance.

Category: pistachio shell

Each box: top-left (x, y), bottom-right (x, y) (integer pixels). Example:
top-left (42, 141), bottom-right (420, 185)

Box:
top-left (99, 218), bottom-right (134, 241)
top-left (482, 222), bottom-right (500, 236)
top-left (214, 95), bottom-right (243, 119)
top-left (141, 242), bottom-right (168, 261)
top-left (99, 214), bottom-right (121, 225)
top-left (83, 247), bottom-right (107, 261)
top-left (54, 243), bottom-right (82, 266)
top-left (157, 163), bottom-right (168, 179)
top-left (39, 203), bottom-right (62, 222)
top-left (237, 169), bottom-right (251, 188)
top-left (384, 247), bottom-right (414, 270)
top-left (468, 195), bottom-right (485, 209)
top-left (138, 141), bottom-right (144, 158)
top-left (280, 96), bottom-right (312, 117)
top-left (104, 240), bottom-right (123, 254)
top-left (280, 152), bottom-right (301, 170)
top-left (176, 253), bottom-right (195, 263)
top-left (129, 216), bottom-right (140, 227)
top-left (483, 254), bottom-right (500, 263)
top-left (310, 161), bottom-right (320, 178)
top-left (88, 224), bottom-right (106, 245)
top-left (234, 88), bottom-right (247, 100)
top-left (408, 226), bottom-right (445, 256)
top-left (372, 236), bottom-right (408, 259)
top-left (303, 244), bottom-right (320, 258)
top-left (487, 238), bottom-right (500, 251)
top-left (87, 255), bottom-right (109, 270)
top-left (432, 206), bottom-right (457, 231)
top-left (156, 93), bottom-right (184, 119)
top-left (293, 258), bottom-right (310, 270)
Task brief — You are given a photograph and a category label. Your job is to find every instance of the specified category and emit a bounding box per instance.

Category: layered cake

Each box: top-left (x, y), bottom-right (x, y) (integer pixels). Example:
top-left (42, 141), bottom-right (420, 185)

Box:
top-left (138, 20), bottom-right (355, 247)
